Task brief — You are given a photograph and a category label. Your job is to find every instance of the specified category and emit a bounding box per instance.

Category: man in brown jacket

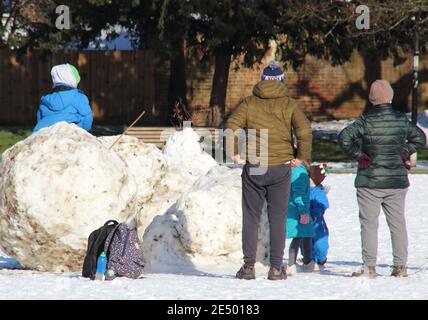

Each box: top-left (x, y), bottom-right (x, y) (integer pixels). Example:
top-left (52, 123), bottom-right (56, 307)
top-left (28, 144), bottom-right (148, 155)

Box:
top-left (225, 61), bottom-right (312, 280)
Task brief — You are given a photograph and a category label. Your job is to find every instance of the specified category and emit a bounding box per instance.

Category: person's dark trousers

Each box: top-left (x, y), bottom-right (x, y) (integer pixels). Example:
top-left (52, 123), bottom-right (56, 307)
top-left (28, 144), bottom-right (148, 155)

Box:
top-left (288, 237), bottom-right (313, 266)
top-left (242, 163), bottom-right (291, 269)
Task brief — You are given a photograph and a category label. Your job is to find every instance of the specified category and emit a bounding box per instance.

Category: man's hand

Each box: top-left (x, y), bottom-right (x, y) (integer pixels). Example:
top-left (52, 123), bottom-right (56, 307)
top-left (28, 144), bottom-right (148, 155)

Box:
top-left (291, 158), bottom-right (302, 168)
top-left (299, 214), bottom-right (309, 225)
top-left (233, 154), bottom-right (246, 165)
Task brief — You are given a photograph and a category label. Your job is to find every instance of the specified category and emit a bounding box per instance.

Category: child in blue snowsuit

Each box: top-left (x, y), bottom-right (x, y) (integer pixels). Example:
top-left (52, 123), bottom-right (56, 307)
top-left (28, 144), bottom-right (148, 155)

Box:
top-left (33, 63), bottom-right (93, 133)
top-left (309, 164), bottom-right (330, 267)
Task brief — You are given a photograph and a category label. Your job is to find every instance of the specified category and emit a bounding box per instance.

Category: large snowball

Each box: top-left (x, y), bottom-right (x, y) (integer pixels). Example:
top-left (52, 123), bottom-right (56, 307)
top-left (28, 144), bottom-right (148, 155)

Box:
top-left (0, 123), bottom-right (137, 272)
top-left (136, 128), bottom-right (218, 238)
top-left (174, 166), bottom-right (243, 255)
top-left (142, 166), bottom-right (270, 274)
top-left (98, 135), bottom-right (167, 207)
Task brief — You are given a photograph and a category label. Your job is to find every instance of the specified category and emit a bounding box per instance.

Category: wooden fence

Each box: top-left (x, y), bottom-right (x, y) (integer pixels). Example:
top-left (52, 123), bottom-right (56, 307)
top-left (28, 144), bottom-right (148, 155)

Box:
top-left (0, 50), bottom-right (158, 126)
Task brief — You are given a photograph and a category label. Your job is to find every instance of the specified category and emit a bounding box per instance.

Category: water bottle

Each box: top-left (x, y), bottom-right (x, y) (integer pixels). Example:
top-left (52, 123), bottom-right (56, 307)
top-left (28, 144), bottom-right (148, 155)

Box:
top-left (95, 252), bottom-right (107, 281)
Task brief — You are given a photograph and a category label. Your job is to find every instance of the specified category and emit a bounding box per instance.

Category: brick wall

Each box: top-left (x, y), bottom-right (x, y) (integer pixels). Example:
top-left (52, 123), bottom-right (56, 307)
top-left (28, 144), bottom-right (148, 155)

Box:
top-left (179, 50), bottom-right (428, 126)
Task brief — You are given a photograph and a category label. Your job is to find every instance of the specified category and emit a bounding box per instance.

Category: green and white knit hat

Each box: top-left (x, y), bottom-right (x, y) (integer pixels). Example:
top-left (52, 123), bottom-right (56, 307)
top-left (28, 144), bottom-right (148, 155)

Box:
top-left (51, 63), bottom-right (81, 88)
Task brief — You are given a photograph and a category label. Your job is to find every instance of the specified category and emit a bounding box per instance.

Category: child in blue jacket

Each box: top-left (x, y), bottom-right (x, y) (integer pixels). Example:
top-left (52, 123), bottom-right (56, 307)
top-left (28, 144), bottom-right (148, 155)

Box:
top-left (309, 164), bottom-right (330, 268)
top-left (33, 63), bottom-right (93, 133)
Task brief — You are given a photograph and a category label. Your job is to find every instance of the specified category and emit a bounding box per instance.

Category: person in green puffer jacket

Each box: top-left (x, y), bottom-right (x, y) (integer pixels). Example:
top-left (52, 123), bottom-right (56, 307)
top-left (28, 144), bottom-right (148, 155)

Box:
top-left (338, 80), bottom-right (426, 278)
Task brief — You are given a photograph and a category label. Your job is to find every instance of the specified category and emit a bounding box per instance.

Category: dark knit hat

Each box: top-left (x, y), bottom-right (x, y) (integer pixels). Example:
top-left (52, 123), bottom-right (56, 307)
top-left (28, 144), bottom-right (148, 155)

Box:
top-left (309, 164), bottom-right (328, 186)
top-left (261, 61), bottom-right (285, 82)
top-left (369, 80), bottom-right (394, 106)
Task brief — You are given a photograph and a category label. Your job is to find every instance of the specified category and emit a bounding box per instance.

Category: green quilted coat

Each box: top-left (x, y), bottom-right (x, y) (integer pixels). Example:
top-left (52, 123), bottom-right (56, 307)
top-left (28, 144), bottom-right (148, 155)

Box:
top-left (338, 104), bottom-right (426, 189)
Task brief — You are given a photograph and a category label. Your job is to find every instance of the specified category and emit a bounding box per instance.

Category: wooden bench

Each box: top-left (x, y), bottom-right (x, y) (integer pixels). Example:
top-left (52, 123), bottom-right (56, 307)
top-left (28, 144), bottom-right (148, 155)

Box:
top-left (125, 126), bottom-right (220, 149)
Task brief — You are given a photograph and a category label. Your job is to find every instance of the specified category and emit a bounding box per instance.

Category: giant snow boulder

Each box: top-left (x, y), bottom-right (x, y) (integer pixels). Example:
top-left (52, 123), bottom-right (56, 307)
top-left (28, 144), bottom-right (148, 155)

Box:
top-left (98, 135), bottom-right (167, 207)
top-left (142, 166), bottom-right (270, 274)
top-left (136, 127), bottom-right (218, 238)
top-left (174, 166), bottom-right (243, 256)
top-left (0, 123), bottom-right (137, 272)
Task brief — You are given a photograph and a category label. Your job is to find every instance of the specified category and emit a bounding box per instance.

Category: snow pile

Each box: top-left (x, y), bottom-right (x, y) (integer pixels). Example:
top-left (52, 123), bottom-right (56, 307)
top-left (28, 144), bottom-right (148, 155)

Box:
top-left (142, 166), bottom-right (269, 273)
top-left (162, 127), bottom-right (218, 176)
top-left (2, 174), bottom-right (428, 300)
top-left (311, 119), bottom-right (353, 140)
top-left (0, 122), bottom-right (269, 274)
top-left (136, 128), bottom-right (218, 237)
top-left (174, 166), bottom-right (243, 256)
top-left (0, 123), bottom-right (138, 272)
top-left (98, 135), bottom-right (167, 207)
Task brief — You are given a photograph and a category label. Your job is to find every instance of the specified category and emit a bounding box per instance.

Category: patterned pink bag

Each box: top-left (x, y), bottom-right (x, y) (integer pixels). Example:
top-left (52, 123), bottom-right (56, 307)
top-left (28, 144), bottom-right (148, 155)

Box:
top-left (104, 223), bottom-right (144, 279)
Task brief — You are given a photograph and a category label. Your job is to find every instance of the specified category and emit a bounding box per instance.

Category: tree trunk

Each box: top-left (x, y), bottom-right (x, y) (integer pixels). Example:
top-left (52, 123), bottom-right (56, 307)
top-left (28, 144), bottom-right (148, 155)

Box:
top-left (362, 52), bottom-right (381, 112)
top-left (208, 46), bottom-right (232, 127)
top-left (168, 40), bottom-right (188, 108)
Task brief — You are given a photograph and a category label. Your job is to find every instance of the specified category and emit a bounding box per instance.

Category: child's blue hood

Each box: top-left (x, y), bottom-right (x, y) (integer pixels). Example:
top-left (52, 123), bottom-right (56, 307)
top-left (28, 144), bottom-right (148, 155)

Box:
top-left (41, 89), bottom-right (79, 111)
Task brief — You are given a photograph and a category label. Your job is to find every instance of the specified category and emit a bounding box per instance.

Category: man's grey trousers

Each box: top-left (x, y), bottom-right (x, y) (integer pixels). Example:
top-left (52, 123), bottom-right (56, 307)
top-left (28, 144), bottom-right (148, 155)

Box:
top-left (357, 187), bottom-right (408, 267)
top-left (241, 163), bottom-right (291, 269)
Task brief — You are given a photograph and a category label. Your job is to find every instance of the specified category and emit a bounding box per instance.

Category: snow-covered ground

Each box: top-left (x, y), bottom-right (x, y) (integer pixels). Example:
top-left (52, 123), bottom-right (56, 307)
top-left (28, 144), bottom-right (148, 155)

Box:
top-left (312, 111), bottom-right (428, 141)
top-left (312, 119), bottom-right (353, 140)
top-left (1, 173), bottom-right (427, 300)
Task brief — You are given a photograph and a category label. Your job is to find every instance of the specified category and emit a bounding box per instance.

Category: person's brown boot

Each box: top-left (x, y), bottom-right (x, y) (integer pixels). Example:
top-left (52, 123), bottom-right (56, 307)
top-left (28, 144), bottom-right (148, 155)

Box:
top-left (391, 266), bottom-right (408, 278)
top-left (267, 266), bottom-right (287, 280)
top-left (236, 264), bottom-right (256, 280)
top-left (351, 265), bottom-right (377, 279)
